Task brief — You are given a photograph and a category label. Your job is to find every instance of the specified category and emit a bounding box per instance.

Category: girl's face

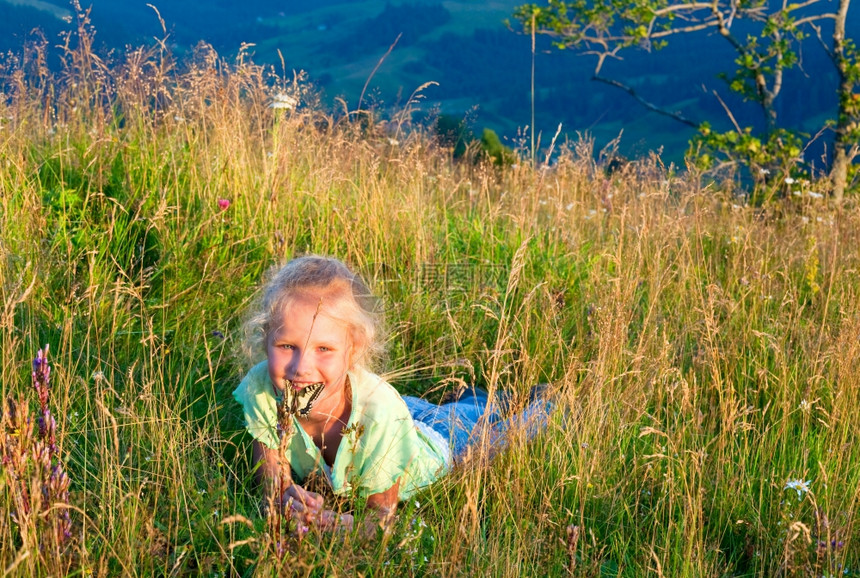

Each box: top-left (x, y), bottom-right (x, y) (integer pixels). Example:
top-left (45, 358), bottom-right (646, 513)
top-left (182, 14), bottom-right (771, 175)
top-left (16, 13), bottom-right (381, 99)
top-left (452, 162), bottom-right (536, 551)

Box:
top-left (266, 294), bottom-right (354, 401)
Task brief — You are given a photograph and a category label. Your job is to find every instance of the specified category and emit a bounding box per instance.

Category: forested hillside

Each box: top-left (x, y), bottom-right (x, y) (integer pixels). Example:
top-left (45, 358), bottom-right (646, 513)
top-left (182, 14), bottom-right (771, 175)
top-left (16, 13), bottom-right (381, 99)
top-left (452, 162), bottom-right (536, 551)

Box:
top-left (0, 0), bottom-right (851, 163)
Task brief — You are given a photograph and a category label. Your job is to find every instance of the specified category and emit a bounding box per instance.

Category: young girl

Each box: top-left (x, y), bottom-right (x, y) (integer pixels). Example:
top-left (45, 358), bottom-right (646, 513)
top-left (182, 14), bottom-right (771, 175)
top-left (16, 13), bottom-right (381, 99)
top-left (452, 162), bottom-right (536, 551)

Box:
top-left (233, 255), bottom-right (550, 532)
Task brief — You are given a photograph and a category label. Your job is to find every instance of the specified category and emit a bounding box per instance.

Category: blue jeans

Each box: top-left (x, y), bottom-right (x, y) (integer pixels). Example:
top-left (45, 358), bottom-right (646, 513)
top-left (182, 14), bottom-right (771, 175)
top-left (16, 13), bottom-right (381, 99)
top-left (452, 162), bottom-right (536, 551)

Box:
top-left (403, 390), bottom-right (496, 459)
top-left (403, 390), bottom-right (553, 460)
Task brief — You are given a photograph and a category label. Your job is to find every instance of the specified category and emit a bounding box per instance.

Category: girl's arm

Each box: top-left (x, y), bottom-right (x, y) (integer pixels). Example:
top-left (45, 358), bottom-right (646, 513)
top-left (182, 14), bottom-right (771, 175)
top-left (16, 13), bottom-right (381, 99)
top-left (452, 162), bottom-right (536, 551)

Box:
top-left (361, 478), bottom-right (400, 536)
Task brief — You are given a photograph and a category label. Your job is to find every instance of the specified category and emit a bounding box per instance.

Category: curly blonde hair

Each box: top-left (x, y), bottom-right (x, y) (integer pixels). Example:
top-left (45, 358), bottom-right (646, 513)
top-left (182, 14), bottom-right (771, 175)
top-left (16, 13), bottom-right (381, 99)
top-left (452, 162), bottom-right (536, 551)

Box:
top-left (242, 255), bottom-right (385, 371)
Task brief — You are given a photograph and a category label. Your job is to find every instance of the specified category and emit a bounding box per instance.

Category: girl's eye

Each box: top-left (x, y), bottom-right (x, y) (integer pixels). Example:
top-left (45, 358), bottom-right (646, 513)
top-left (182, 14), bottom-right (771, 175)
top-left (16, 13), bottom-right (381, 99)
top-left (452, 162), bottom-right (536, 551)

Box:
top-left (279, 344), bottom-right (295, 350)
top-left (318, 346), bottom-right (331, 352)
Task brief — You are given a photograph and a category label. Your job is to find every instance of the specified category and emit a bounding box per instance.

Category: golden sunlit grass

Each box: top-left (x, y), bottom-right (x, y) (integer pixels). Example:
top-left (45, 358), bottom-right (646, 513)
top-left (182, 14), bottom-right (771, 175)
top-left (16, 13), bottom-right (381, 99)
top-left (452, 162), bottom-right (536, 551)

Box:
top-left (1, 7), bottom-right (859, 577)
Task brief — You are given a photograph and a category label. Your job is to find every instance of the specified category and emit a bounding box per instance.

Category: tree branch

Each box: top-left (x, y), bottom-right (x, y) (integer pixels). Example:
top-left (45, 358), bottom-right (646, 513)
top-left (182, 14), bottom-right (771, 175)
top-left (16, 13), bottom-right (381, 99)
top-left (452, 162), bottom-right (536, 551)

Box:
top-left (809, 23), bottom-right (836, 62)
top-left (650, 21), bottom-right (723, 38)
top-left (592, 75), bottom-right (699, 127)
top-left (793, 14), bottom-right (837, 27)
top-left (784, 0), bottom-right (828, 13)
top-left (711, 88), bottom-right (743, 133)
top-left (652, 2), bottom-right (719, 16)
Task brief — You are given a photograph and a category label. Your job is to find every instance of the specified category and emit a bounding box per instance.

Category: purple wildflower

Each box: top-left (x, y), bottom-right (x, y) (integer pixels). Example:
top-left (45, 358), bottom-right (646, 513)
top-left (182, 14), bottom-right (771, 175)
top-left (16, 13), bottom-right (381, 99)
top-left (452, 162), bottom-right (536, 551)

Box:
top-left (817, 539), bottom-right (846, 551)
top-left (217, 198), bottom-right (231, 211)
top-left (32, 345), bottom-right (51, 411)
top-left (38, 409), bottom-right (57, 452)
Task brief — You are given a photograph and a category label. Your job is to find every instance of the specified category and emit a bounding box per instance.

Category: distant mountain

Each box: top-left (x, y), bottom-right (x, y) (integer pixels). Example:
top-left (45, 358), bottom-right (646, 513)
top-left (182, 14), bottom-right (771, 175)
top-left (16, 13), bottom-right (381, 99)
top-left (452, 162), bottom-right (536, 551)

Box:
top-left (0, 0), bottom-right (852, 164)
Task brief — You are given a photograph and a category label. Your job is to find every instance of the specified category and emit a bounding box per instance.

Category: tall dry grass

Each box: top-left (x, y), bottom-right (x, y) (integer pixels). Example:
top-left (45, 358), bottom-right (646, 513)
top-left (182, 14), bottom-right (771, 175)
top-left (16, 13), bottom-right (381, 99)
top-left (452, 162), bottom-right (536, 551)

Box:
top-left (1, 7), bottom-right (859, 576)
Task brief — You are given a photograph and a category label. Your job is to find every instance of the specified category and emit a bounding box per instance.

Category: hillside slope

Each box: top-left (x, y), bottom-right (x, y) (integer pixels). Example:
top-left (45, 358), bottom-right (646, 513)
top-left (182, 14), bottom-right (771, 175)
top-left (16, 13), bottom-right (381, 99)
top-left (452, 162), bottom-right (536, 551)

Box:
top-left (0, 0), bottom-right (848, 163)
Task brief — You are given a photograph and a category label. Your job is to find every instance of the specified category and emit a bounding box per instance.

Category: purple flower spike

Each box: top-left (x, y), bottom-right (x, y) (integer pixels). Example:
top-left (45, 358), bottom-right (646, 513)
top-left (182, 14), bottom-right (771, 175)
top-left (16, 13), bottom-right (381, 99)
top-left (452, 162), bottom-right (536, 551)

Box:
top-left (38, 409), bottom-right (57, 451)
top-left (33, 345), bottom-right (48, 373)
top-left (31, 345), bottom-right (51, 412)
top-left (8, 342), bottom-right (74, 548)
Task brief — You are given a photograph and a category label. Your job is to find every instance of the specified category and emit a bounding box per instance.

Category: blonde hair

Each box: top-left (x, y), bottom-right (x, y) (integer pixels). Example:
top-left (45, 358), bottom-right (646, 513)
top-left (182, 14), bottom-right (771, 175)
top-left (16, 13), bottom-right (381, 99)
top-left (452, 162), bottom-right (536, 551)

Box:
top-left (243, 255), bottom-right (384, 370)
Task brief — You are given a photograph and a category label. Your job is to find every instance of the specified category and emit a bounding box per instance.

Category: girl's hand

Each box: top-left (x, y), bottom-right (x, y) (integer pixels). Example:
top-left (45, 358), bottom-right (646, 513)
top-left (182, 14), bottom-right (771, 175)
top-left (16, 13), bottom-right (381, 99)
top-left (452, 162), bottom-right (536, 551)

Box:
top-left (356, 480), bottom-right (399, 539)
top-left (318, 510), bottom-right (354, 532)
top-left (357, 505), bottom-right (396, 539)
top-left (281, 482), bottom-right (324, 522)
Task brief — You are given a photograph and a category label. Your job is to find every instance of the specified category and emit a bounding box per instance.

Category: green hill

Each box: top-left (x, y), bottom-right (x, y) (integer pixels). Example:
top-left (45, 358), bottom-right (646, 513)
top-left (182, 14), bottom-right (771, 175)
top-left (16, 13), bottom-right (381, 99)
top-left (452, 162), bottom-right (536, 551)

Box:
top-left (0, 0), bottom-right (844, 164)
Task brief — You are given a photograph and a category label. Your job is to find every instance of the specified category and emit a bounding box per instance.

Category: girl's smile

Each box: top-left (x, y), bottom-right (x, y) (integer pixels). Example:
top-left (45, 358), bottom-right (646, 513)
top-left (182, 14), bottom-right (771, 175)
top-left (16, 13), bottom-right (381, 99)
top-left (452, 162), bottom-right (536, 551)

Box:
top-left (266, 293), bottom-right (354, 414)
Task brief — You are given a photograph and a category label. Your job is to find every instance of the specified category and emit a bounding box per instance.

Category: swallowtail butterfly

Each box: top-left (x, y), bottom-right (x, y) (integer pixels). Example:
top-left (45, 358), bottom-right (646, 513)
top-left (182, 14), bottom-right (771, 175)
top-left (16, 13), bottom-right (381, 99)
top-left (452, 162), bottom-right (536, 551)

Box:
top-left (278, 381), bottom-right (325, 421)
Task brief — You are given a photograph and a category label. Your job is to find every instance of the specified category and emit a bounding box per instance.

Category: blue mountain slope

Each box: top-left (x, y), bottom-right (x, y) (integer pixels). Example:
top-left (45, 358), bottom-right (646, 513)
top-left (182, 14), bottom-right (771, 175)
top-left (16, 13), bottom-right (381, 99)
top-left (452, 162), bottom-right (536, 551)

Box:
top-left (0, 0), bottom-right (853, 163)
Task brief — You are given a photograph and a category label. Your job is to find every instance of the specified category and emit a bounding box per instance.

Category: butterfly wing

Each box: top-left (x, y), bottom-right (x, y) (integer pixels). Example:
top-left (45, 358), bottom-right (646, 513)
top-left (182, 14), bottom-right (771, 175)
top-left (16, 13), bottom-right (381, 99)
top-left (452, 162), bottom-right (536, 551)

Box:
top-left (281, 381), bottom-right (326, 419)
top-left (295, 383), bottom-right (325, 418)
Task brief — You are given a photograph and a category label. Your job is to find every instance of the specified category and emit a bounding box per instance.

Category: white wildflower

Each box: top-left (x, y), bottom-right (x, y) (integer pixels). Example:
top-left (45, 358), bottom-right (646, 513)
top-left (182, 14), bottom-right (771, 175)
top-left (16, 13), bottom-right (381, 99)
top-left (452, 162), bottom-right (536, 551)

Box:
top-left (565, 202), bottom-right (575, 211)
top-left (799, 399), bottom-right (810, 411)
top-left (759, 168), bottom-right (770, 176)
top-left (784, 479), bottom-right (811, 499)
top-left (270, 93), bottom-right (298, 110)
top-left (785, 177), bottom-right (796, 185)
top-left (807, 191), bottom-right (824, 199)
top-left (792, 190), bottom-right (802, 197)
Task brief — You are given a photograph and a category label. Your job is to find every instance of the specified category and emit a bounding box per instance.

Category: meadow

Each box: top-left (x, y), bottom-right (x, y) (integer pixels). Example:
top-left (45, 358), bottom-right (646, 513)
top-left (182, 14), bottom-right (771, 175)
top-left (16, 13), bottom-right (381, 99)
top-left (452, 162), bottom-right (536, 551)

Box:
top-left (1, 18), bottom-right (859, 578)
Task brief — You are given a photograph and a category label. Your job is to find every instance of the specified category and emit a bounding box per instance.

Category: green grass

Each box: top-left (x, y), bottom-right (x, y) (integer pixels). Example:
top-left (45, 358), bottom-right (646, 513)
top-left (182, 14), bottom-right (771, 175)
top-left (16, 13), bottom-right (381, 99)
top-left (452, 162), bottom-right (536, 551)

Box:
top-left (1, 15), bottom-right (859, 578)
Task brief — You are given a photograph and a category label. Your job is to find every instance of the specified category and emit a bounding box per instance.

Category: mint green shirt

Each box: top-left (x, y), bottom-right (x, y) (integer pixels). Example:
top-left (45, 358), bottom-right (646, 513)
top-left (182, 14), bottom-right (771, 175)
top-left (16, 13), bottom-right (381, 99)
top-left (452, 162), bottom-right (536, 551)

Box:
top-left (233, 361), bottom-right (448, 499)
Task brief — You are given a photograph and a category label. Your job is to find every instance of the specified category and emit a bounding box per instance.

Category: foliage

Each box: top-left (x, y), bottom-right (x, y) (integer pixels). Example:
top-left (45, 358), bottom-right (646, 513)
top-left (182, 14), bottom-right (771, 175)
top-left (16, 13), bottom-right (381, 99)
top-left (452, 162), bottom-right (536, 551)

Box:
top-left (689, 123), bottom-right (807, 203)
top-left (480, 128), bottom-right (518, 166)
top-left (512, 0), bottom-right (859, 199)
top-left (435, 113), bottom-right (475, 158)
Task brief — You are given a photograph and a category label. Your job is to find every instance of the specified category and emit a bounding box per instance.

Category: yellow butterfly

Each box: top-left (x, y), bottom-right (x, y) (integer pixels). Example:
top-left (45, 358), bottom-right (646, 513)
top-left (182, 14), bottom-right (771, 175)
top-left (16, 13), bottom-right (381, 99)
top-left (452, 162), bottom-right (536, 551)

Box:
top-left (278, 381), bottom-right (325, 421)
